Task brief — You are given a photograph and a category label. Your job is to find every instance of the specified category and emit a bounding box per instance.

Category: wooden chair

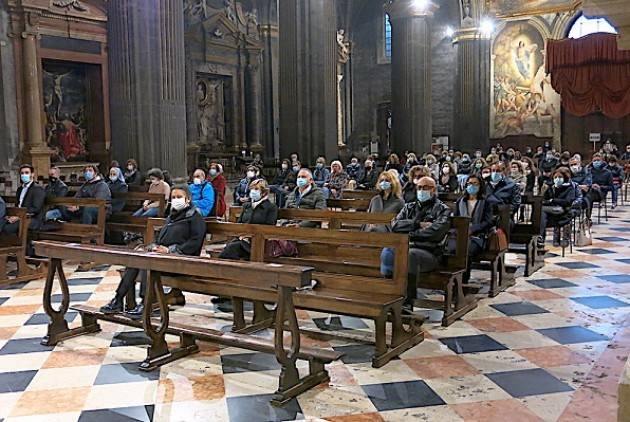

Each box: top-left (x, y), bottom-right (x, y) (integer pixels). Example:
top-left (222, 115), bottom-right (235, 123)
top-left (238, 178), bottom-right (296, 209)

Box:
top-left (509, 194), bottom-right (545, 277)
top-left (0, 208), bottom-right (46, 287)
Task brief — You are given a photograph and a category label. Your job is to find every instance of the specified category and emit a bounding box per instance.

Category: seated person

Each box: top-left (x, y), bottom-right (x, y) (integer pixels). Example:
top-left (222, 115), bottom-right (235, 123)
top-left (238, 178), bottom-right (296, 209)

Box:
top-left (133, 168), bottom-right (170, 218)
top-left (522, 157), bottom-right (538, 194)
top-left (380, 177), bottom-right (451, 309)
top-left (509, 161), bottom-right (526, 193)
top-left (539, 168), bottom-right (580, 247)
top-left (44, 166), bottom-right (69, 221)
top-left (323, 160), bottom-right (349, 199)
top-left (357, 158), bottom-right (378, 190)
top-left (400, 153), bottom-right (419, 184)
top-left (588, 153), bottom-right (613, 213)
top-left (60, 165), bottom-right (111, 224)
top-left (123, 159), bottom-right (143, 186)
top-left (456, 154), bottom-right (473, 186)
top-left (402, 165), bottom-right (431, 203)
top-left (233, 165), bottom-right (260, 205)
top-left (190, 168), bottom-right (215, 217)
top-left (453, 175), bottom-right (496, 282)
top-left (346, 156), bottom-right (364, 185)
top-left (2, 165), bottom-right (45, 234)
top-left (285, 168), bottom-right (326, 227)
top-left (219, 180), bottom-right (278, 260)
top-left (570, 156), bottom-right (594, 220)
top-left (485, 162), bottom-right (521, 216)
top-left (437, 162), bottom-right (458, 193)
top-left (269, 160), bottom-right (296, 208)
top-left (100, 185), bottom-right (206, 317)
top-left (0, 196), bottom-right (5, 232)
top-left (206, 163), bottom-right (227, 218)
top-left (607, 156), bottom-right (624, 209)
top-left (313, 156), bottom-right (331, 190)
top-left (363, 171), bottom-right (404, 233)
top-left (384, 153), bottom-right (403, 174)
top-left (107, 167), bottom-right (129, 214)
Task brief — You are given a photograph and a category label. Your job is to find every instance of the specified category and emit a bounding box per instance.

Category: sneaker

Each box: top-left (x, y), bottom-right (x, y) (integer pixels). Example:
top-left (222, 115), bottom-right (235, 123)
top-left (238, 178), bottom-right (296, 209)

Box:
top-left (100, 298), bottom-right (123, 314)
top-left (124, 304), bottom-right (144, 320)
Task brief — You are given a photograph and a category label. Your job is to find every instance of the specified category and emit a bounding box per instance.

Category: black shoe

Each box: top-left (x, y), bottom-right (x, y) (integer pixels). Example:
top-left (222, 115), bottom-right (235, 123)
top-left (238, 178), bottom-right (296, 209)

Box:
top-left (125, 304), bottom-right (144, 320)
top-left (536, 236), bottom-right (545, 248)
top-left (100, 298), bottom-right (123, 314)
top-left (211, 297), bottom-right (229, 304)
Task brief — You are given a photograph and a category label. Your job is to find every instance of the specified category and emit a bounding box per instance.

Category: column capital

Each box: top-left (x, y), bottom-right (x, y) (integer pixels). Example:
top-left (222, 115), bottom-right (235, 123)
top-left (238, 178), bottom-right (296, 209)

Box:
top-left (452, 26), bottom-right (492, 43)
top-left (385, 0), bottom-right (439, 20)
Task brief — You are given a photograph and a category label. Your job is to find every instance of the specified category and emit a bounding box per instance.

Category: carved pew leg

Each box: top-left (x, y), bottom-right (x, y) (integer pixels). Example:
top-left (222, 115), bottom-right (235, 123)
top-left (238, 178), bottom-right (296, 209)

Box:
top-left (232, 298), bottom-right (246, 331)
top-left (442, 273), bottom-right (477, 327)
top-left (42, 258), bottom-right (100, 346)
top-left (372, 304), bottom-right (424, 368)
top-left (235, 300), bottom-right (276, 334)
top-left (139, 271), bottom-right (198, 371)
top-left (271, 286), bottom-right (330, 407)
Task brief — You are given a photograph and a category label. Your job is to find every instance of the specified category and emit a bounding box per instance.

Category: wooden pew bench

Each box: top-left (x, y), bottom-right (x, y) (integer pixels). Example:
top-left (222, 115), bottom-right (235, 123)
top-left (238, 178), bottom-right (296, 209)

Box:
top-left (327, 198), bottom-right (371, 211)
top-left (508, 194), bottom-right (545, 277)
top-left (146, 220), bottom-right (424, 368)
top-left (34, 240), bottom-right (340, 406)
top-left (341, 190), bottom-right (378, 200)
top-left (106, 192), bottom-right (167, 235)
top-left (32, 197), bottom-right (107, 245)
top-left (0, 208), bottom-right (46, 287)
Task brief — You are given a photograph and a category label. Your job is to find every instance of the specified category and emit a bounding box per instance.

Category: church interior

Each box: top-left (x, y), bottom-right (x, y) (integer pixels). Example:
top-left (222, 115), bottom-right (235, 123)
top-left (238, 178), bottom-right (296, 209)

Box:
top-left (1, 0), bottom-right (630, 421)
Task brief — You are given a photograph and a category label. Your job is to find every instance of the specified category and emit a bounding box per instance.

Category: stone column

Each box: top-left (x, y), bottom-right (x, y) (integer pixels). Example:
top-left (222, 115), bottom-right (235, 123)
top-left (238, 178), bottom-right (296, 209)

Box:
top-left (453, 26), bottom-right (491, 152)
top-left (279, 0), bottom-right (337, 164)
top-left (386, 0), bottom-right (437, 154)
top-left (21, 23), bottom-right (50, 175)
top-left (108, 0), bottom-right (187, 178)
top-left (258, 0), bottom-right (280, 160)
top-left (246, 55), bottom-right (264, 153)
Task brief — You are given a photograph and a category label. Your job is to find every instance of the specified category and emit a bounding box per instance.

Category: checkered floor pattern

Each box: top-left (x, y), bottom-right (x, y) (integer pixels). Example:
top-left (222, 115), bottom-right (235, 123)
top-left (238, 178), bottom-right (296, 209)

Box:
top-left (1, 210), bottom-right (629, 421)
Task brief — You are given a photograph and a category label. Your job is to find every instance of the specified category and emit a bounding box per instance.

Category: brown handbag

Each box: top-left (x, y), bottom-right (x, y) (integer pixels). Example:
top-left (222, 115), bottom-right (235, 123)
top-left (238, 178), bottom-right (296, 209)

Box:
top-left (487, 227), bottom-right (508, 253)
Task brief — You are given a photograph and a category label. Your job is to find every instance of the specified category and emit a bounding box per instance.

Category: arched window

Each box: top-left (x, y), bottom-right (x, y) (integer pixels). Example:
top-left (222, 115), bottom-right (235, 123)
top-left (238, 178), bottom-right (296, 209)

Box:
top-left (568, 15), bottom-right (617, 39)
top-left (384, 13), bottom-right (392, 58)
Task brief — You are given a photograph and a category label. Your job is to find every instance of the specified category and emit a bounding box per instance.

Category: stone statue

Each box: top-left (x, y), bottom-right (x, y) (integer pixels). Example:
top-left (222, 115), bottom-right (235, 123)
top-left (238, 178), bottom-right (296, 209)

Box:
top-left (224, 0), bottom-right (237, 22)
top-left (197, 79), bottom-right (225, 147)
top-left (53, 0), bottom-right (87, 11)
top-left (246, 8), bottom-right (259, 38)
top-left (184, 0), bottom-right (208, 20)
top-left (337, 29), bottom-right (351, 64)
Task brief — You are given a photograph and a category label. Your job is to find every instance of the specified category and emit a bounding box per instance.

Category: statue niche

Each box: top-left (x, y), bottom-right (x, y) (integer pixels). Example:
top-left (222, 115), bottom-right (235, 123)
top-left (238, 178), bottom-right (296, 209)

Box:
top-left (196, 77), bottom-right (226, 148)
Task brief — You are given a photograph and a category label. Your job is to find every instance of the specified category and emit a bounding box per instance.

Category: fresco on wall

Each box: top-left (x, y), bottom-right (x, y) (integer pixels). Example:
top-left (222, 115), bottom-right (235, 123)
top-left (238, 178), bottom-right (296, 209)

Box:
top-left (43, 62), bottom-right (88, 162)
top-left (491, 21), bottom-right (560, 141)
top-left (489, 0), bottom-right (579, 17)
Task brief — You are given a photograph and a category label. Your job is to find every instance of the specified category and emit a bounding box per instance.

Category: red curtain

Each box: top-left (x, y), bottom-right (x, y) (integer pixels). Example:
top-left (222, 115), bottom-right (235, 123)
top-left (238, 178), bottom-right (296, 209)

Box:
top-left (546, 34), bottom-right (630, 118)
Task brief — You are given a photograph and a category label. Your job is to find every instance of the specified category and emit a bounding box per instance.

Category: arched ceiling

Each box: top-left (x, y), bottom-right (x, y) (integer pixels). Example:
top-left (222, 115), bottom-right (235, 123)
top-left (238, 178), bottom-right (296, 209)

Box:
top-left (583, 0), bottom-right (629, 49)
top-left (485, 0), bottom-right (580, 18)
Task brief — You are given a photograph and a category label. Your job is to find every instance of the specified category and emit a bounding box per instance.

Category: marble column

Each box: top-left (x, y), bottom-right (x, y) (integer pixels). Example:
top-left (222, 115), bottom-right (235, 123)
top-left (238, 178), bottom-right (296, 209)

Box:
top-left (386, 0), bottom-right (437, 154)
top-left (453, 26), bottom-right (491, 152)
top-left (279, 0), bottom-right (337, 164)
top-left (258, 0), bottom-right (280, 160)
top-left (246, 55), bottom-right (264, 153)
top-left (0, 6), bottom-right (19, 173)
top-left (108, 0), bottom-right (187, 178)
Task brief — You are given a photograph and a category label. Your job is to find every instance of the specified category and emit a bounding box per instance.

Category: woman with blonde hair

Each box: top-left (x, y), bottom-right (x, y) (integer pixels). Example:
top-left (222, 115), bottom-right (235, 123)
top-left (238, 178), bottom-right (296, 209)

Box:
top-left (424, 154), bottom-right (440, 179)
top-left (363, 171), bottom-right (404, 233)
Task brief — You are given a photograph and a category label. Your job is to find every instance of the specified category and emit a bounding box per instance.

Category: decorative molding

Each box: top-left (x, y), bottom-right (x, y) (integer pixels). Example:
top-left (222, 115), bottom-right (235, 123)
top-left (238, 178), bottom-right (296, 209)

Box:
top-left (52, 0), bottom-right (87, 12)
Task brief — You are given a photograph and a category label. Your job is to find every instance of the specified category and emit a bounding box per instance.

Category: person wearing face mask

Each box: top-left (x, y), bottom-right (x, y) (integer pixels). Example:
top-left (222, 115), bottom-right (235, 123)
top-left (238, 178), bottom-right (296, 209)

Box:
top-left (323, 160), bottom-right (349, 199)
top-left (106, 167), bottom-right (129, 214)
top-left (269, 159), bottom-right (295, 207)
top-left (438, 162), bottom-right (458, 193)
top-left (539, 168), bottom-right (580, 248)
top-left (569, 157), bottom-right (595, 221)
top-left (509, 161), bottom-right (526, 193)
top-left (524, 146), bottom-right (533, 158)
top-left (313, 157), bottom-right (331, 190)
top-left (285, 168), bottom-right (326, 227)
top-left (100, 185), bottom-right (206, 317)
top-left (363, 172), bottom-right (404, 233)
top-left (474, 150), bottom-right (483, 160)
top-left (381, 177), bottom-right (451, 310)
top-left (132, 168), bottom-right (170, 218)
top-left (357, 159), bottom-right (378, 190)
top-left (452, 175), bottom-right (496, 282)
top-left (401, 153), bottom-right (419, 183)
top-left (485, 162), bottom-right (521, 216)
top-left (61, 164), bottom-right (112, 224)
top-left (123, 159), bottom-right (143, 186)
top-left (607, 156), bottom-right (624, 209)
top-left (424, 154), bottom-right (440, 179)
top-left (44, 166), bottom-right (69, 221)
top-left (219, 179), bottom-right (278, 260)
top-left (188, 168), bottom-right (216, 217)
top-left (205, 163), bottom-right (227, 218)
top-left (472, 158), bottom-right (487, 177)
top-left (621, 144), bottom-right (630, 161)
top-left (402, 166), bottom-right (431, 203)
top-left (588, 153), bottom-right (613, 213)
top-left (346, 156), bottom-right (364, 183)
top-left (384, 153), bottom-right (403, 174)
top-left (2, 164), bottom-right (46, 235)
top-left (521, 157), bottom-right (538, 194)
top-left (234, 165), bottom-right (260, 206)
top-left (539, 150), bottom-right (559, 174)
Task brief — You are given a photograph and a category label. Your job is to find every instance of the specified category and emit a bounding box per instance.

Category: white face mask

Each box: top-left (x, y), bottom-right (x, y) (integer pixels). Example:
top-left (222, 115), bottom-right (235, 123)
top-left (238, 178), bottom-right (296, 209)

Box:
top-left (442, 167), bottom-right (450, 175)
top-left (109, 175), bottom-right (118, 182)
top-left (171, 197), bottom-right (187, 211)
top-left (247, 171), bottom-right (256, 179)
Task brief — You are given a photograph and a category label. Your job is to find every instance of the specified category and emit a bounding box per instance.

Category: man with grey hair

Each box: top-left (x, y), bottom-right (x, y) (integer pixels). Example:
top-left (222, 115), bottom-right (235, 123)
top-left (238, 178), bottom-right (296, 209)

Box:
top-left (285, 167), bottom-right (326, 227)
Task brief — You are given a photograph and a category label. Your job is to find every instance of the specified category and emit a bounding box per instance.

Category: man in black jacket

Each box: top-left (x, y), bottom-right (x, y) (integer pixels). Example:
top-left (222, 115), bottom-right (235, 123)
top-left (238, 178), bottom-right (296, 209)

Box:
top-left (60, 164), bottom-right (111, 224)
top-left (381, 177), bottom-right (451, 308)
top-left (44, 166), bottom-right (69, 221)
top-left (3, 164), bottom-right (46, 234)
top-left (100, 185), bottom-right (206, 318)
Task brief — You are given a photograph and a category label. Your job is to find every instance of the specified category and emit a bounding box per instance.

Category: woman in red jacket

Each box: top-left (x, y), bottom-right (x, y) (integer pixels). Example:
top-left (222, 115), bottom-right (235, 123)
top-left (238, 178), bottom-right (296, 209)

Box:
top-left (206, 162), bottom-right (227, 218)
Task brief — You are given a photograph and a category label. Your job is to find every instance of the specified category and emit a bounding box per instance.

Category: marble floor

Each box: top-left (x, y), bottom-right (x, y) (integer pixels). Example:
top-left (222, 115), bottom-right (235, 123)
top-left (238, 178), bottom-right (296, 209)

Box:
top-left (1, 209), bottom-right (629, 421)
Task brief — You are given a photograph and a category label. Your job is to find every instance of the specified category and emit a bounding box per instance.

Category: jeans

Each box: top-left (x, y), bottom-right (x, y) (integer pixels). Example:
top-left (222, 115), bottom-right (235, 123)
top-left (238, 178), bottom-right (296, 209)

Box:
top-left (381, 247), bottom-right (440, 302)
top-left (612, 184), bottom-right (620, 205)
top-left (46, 209), bottom-right (62, 221)
top-left (133, 207), bottom-right (159, 217)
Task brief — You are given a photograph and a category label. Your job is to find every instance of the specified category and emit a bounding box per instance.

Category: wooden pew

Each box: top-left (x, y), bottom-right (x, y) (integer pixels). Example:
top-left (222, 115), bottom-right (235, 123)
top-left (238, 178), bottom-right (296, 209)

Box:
top-left (0, 208), bottom-right (46, 287)
top-left (34, 197), bottom-right (108, 245)
top-left (327, 198), bottom-right (371, 211)
top-left (413, 216), bottom-right (477, 326)
top-left (34, 240), bottom-right (341, 406)
top-left (106, 192), bottom-right (167, 235)
top-left (146, 220), bottom-right (424, 368)
top-left (509, 194), bottom-right (545, 277)
top-left (228, 205), bottom-right (394, 230)
top-left (341, 190), bottom-right (378, 200)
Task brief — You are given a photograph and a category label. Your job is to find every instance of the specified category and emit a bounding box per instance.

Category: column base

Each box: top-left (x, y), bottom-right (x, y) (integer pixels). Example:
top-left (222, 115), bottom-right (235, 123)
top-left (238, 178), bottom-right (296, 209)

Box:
top-left (27, 146), bottom-right (53, 176)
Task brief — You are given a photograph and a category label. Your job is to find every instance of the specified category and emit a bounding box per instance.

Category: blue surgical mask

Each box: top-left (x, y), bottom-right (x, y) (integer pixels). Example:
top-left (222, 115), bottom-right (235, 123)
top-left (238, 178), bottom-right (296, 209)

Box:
top-left (379, 181), bottom-right (392, 191)
top-left (209, 169), bottom-right (218, 177)
top-left (417, 190), bottom-right (432, 203)
top-left (249, 189), bottom-right (262, 202)
top-left (292, 166), bottom-right (301, 173)
top-left (466, 184), bottom-right (479, 196)
top-left (316, 163), bottom-right (324, 169)
top-left (84, 171), bottom-right (94, 181)
top-left (296, 177), bottom-right (309, 188)
top-left (490, 172), bottom-right (502, 183)
top-left (20, 174), bottom-right (31, 184)
top-left (592, 160), bottom-right (602, 168)
top-left (553, 177), bottom-right (564, 187)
